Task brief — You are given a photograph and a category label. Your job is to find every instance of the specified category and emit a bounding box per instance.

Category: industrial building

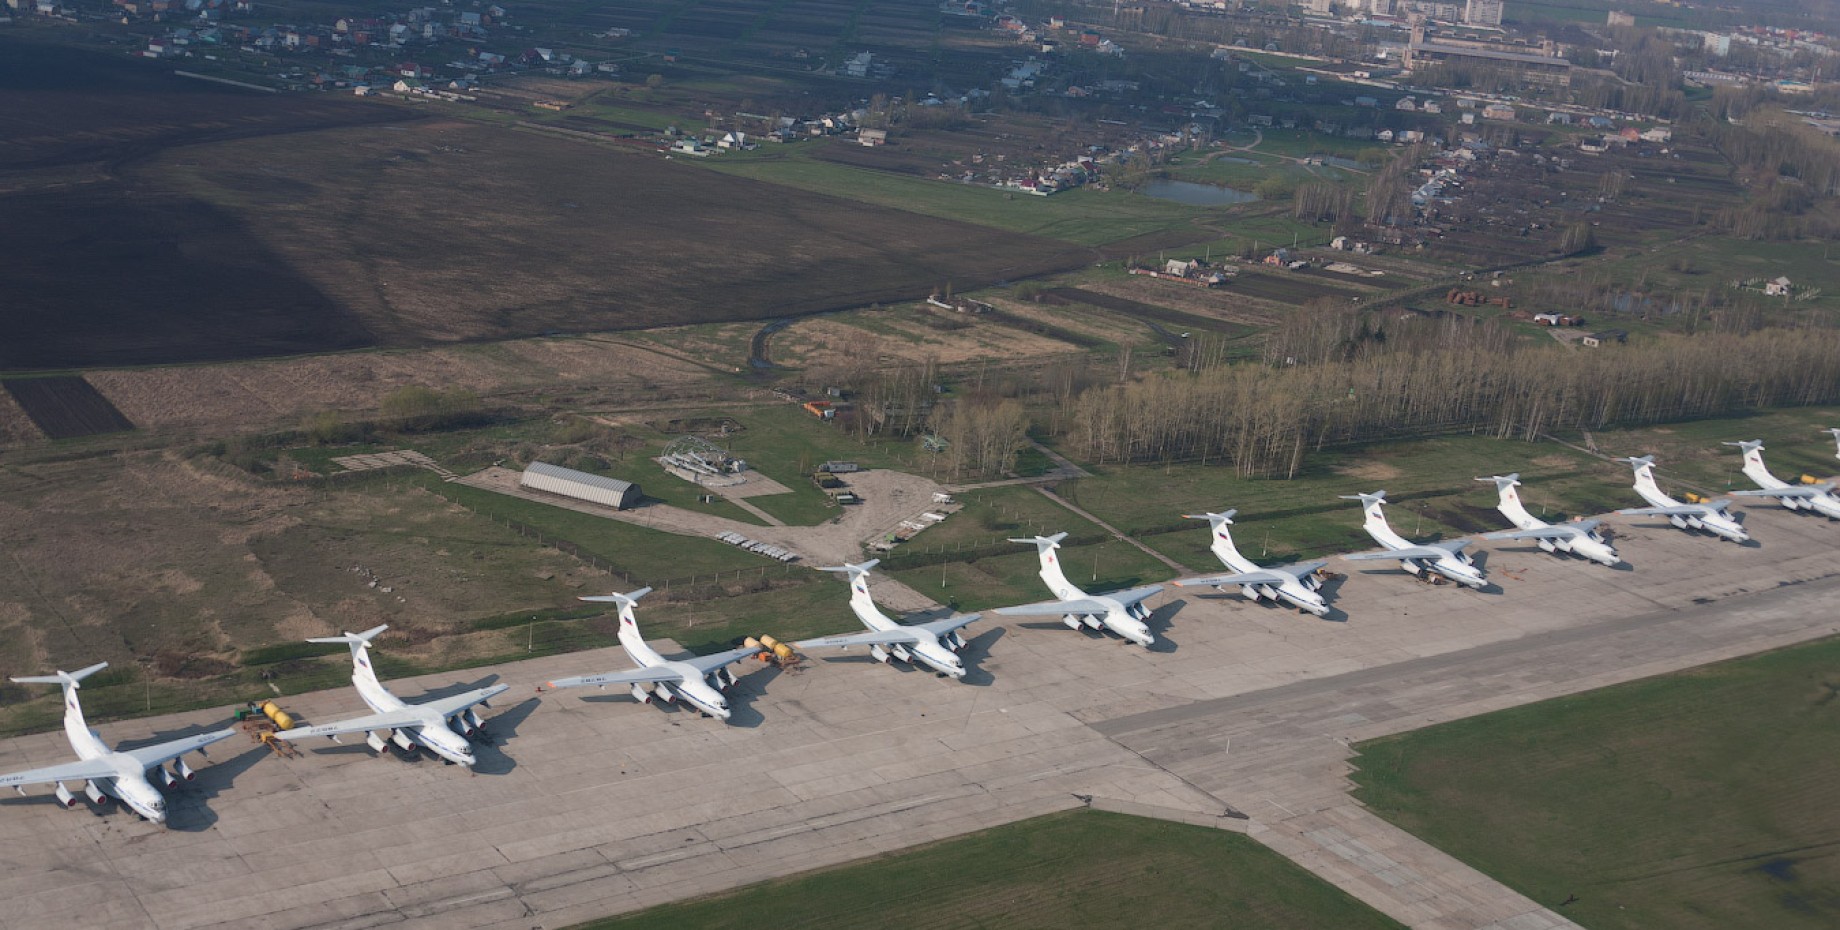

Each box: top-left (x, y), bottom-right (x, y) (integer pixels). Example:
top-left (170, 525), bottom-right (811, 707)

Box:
top-left (1404, 25), bottom-right (1571, 87)
top-left (520, 461), bottom-right (642, 509)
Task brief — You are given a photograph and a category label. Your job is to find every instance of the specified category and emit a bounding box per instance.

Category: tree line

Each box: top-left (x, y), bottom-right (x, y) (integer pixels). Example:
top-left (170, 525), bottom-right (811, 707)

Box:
top-left (1058, 325), bottom-right (1840, 477)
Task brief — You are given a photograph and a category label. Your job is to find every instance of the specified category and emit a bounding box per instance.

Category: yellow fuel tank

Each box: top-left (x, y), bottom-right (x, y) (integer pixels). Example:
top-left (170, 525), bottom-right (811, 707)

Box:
top-left (260, 700), bottom-right (296, 730)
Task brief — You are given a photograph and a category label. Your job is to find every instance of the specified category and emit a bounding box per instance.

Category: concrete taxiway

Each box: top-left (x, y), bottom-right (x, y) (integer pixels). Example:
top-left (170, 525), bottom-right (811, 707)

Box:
top-left (0, 507), bottom-right (1834, 930)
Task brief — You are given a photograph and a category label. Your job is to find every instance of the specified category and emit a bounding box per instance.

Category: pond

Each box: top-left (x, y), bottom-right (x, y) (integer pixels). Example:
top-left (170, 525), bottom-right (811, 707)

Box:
top-left (1140, 179), bottom-right (1259, 206)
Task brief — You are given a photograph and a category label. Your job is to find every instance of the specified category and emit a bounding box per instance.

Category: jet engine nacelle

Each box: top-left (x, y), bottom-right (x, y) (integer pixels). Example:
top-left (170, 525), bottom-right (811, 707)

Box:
top-left (365, 731), bottom-right (388, 753)
top-left (83, 781), bottom-right (107, 805)
top-left (55, 783), bottom-right (79, 809)
top-left (1671, 515), bottom-right (1691, 529)
top-left (175, 758), bottom-right (196, 782)
top-left (870, 645), bottom-right (892, 664)
top-left (1241, 584), bottom-right (1262, 600)
top-left (1537, 538), bottom-right (1557, 552)
top-left (1083, 615), bottom-right (1105, 630)
top-left (157, 766), bottom-right (178, 788)
top-left (630, 682), bottom-right (653, 704)
top-left (715, 667), bottom-right (739, 689)
top-left (653, 683), bottom-right (677, 704)
top-left (390, 730), bottom-right (417, 752)
top-left (1126, 602), bottom-right (1151, 621)
top-left (946, 631), bottom-right (967, 651)
top-left (1061, 614), bottom-right (1083, 630)
top-left (890, 644), bottom-right (913, 663)
top-left (451, 714), bottom-right (476, 736)
top-left (1401, 561), bottom-right (1424, 575)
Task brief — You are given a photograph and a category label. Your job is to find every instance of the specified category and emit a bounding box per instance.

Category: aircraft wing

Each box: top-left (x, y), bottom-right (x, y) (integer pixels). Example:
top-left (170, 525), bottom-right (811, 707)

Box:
top-left (0, 757), bottom-right (120, 790)
top-left (1732, 486), bottom-right (1830, 500)
top-left (1486, 520), bottom-right (1599, 542)
top-left (546, 666), bottom-right (685, 690)
top-left (1618, 504), bottom-right (1716, 517)
top-left (1174, 569), bottom-right (1293, 588)
top-left (796, 629), bottom-right (924, 650)
top-left (995, 598), bottom-right (1115, 617)
top-left (1345, 546), bottom-right (1448, 562)
top-left (275, 707), bottom-right (428, 741)
top-left (1429, 539), bottom-right (1471, 555)
top-left (1107, 584), bottom-right (1164, 606)
top-left (684, 646), bottom-right (762, 675)
top-left (122, 727), bottom-right (238, 770)
top-left (912, 614), bottom-right (981, 638)
top-left (410, 684), bottom-right (510, 721)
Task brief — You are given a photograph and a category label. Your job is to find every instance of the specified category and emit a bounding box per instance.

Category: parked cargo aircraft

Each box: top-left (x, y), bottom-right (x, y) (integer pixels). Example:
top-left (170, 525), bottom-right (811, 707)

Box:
top-left (1613, 455), bottom-right (1749, 543)
top-left (795, 561), bottom-right (980, 678)
top-left (1341, 491), bottom-right (1488, 588)
top-left (546, 588), bottom-right (759, 720)
top-left (1171, 510), bottom-right (1331, 616)
top-left (1724, 440), bottom-right (1840, 520)
top-left (0, 663), bottom-right (234, 823)
top-left (995, 533), bottom-right (1162, 646)
top-left (278, 625), bottom-right (508, 765)
top-left (1477, 474), bottom-right (1621, 566)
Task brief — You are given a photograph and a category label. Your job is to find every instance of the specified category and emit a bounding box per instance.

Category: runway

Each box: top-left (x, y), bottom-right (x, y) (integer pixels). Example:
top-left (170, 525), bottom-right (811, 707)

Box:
top-left (0, 507), bottom-right (1834, 930)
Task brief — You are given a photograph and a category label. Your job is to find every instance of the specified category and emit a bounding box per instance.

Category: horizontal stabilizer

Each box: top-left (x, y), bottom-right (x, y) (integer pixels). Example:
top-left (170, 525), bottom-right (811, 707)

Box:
top-left (579, 587), bottom-right (654, 609)
top-left (817, 560), bottom-right (881, 575)
top-left (10, 661), bottom-right (109, 689)
top-left (306, 624), bottom-right (389, 646)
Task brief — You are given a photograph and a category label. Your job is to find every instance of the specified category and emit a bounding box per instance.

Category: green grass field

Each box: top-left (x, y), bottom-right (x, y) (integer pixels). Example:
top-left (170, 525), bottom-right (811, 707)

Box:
top-left (1352, 636), bottom-right (1840, 930)
top-left (576, 809), bottom-right (1404, 930)
top-left (887, 539), bottom-right (1173, 613)
top-left (699, 145), bottom-right (1214, 246)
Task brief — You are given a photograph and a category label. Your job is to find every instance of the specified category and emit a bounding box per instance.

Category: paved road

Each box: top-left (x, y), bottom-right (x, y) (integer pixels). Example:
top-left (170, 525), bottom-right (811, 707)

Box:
top-left (0, 508), bottom-right (1833, 930)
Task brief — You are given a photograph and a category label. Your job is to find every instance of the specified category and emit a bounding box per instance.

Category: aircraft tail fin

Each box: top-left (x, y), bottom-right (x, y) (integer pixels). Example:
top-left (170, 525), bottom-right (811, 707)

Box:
top-left (1476, 474), bottom-right (1536, 526)
top-left (1011, 532), bottom-right (1079, 599)
top-left (582, 588), bottom-right (653, 650)
top-left (818, 562), bottom-right (884, 616)
top-left (308, 625), bottom-right (389, 685)
top-left (1184, 510), bottom-right (1247, 566)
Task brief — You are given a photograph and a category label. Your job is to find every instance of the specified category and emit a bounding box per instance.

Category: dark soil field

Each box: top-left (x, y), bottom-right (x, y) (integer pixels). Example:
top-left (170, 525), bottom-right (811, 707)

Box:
top-left (145, 119), bottom-right (1092, 350)
top-left (0, 37), bottom-right (411, 172)
top-left (0, 183), bottom-right (374, 370)
top-left (0, 35), bottom-right (411, 370)
top-left (1, 376), bottom-right (135, 439)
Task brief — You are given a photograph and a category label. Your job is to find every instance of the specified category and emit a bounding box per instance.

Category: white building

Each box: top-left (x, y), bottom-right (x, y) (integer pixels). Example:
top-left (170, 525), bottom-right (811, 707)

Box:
top-left (1464, 0), bottom-right (1503, 26)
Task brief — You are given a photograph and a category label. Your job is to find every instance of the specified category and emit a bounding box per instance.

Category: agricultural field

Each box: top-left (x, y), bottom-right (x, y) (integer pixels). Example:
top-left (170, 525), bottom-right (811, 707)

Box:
top-left (1352, 636), bottom-right (1840, 930)
top-left (1, 376), bottom-right (135, 439)
top-left (582, 809), bottom-right (1404, 930)
top-left (138, 119), bottom-right (1089, 353)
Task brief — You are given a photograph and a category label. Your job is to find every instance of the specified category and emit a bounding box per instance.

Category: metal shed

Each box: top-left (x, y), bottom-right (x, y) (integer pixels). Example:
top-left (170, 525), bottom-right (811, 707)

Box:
top-left (520, 461), bottom-right (642, 510)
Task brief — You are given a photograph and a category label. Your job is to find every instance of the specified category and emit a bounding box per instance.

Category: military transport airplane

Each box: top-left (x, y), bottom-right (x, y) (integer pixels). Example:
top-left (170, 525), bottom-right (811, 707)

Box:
top-left (1340, 490), bottom-right (1488, 588)
top-left (0, 662), bottom-right (234, 823)
top-left (1476, 474), bottom-right (1621, 566)
top-left (995, 533), bottom-right (1163, 646)
top-left (545, 587), bottom-right (759, 721)
top-left (1723, 440), bottom-right (1840, 520)
top-left (277, 625), bottom-right (508, 765)
top-left (1613, 455), bottom-right (1749, 543)
top-left (795, 560), bottom-right (980, 678)
top-left (1171, 510), bottom-right (1331, 616)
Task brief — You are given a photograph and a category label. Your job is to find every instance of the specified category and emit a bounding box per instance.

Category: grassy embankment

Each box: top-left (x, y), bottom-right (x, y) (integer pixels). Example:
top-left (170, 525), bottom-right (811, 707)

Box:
top-left (576, 809), bottom-right (1406, 930)
top-left (1353, 635), bottom-right (1840, 930)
